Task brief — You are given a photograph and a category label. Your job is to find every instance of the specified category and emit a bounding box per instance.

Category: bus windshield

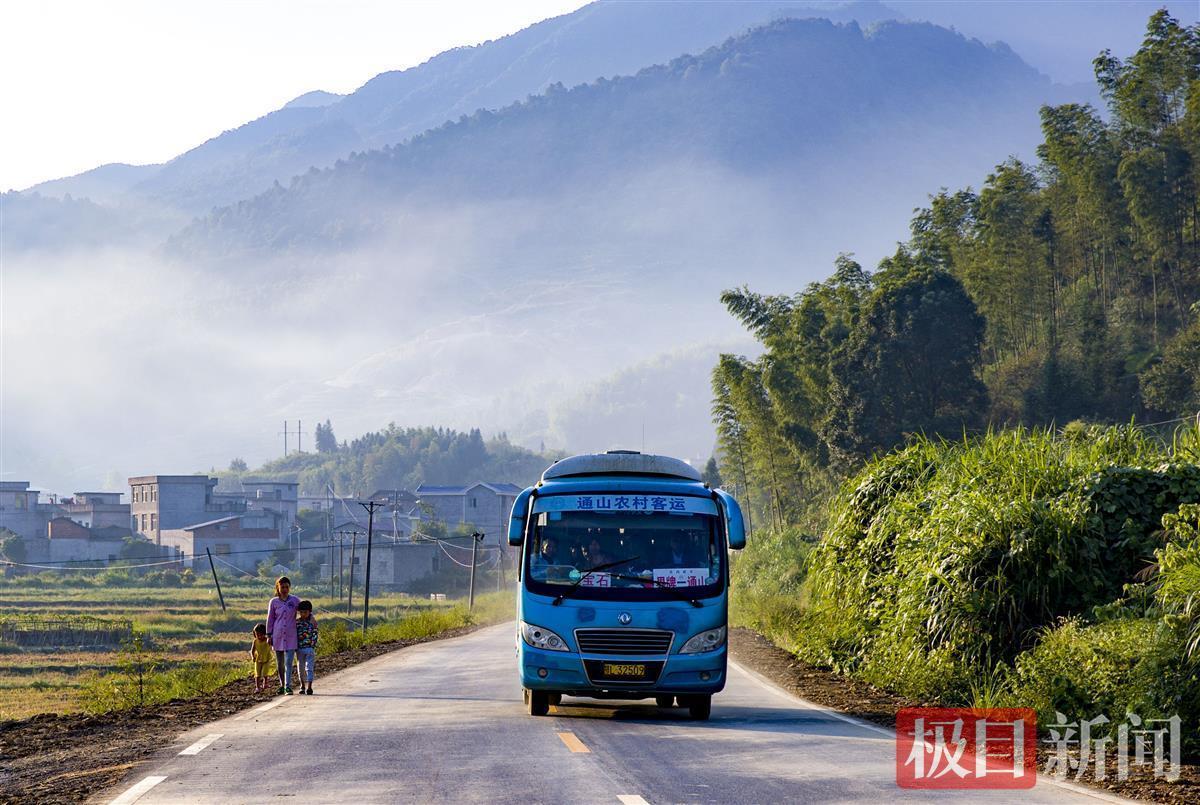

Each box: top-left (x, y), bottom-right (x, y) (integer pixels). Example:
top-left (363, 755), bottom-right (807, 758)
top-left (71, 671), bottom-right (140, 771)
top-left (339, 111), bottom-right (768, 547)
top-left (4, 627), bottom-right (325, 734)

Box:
top-left (524, 509), bottom-right (723, 600)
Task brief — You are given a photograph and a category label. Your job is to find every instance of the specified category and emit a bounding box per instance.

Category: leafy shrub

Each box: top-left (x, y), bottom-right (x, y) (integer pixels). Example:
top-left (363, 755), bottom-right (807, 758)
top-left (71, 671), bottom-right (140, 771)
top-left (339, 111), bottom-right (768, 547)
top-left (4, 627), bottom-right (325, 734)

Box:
top-left (1008, 616), bottom-right (1198, 753)
top-left (1156, 504), bottom-right (1200, 659)
top-left (800, 425), bottom-right (1197, 700)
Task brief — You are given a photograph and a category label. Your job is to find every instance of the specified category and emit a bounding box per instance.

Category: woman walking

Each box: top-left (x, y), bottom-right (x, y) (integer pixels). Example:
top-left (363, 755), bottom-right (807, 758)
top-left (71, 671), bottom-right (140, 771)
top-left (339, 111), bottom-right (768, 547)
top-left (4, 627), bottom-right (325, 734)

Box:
top-left (266, 575), bottom-right (300, 694)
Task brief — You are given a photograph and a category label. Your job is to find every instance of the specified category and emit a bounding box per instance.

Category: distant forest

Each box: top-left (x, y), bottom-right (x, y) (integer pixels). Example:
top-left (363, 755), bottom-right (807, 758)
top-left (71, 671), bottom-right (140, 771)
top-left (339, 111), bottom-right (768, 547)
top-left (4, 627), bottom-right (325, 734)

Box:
top-left (714, 11), bottom-right (1200, 529)
top-left (221, 424), bottom-right (558, 498)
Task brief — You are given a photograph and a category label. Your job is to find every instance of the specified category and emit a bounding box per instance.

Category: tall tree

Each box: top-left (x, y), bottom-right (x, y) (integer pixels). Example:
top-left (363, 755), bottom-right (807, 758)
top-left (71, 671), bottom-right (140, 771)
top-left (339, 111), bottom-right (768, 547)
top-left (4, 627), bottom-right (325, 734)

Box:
top-left (315, 419), bottom-right (338, 453)
top-left (823, 264), bottom-right (988, 467)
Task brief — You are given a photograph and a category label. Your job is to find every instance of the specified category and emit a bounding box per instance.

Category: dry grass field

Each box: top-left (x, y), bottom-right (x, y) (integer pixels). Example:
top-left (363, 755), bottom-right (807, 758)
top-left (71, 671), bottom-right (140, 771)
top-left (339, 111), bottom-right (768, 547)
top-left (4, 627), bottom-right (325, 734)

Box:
top-left (0, 574), bottom-right (490, 720)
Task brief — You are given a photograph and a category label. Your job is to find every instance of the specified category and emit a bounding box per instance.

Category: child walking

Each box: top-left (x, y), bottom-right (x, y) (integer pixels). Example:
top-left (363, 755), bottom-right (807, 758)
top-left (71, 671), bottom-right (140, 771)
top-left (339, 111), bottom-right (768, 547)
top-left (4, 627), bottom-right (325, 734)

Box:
top-left (250, 623), bottom-right (272, 692)
top-left (295, 600), bottom-right (319, 694)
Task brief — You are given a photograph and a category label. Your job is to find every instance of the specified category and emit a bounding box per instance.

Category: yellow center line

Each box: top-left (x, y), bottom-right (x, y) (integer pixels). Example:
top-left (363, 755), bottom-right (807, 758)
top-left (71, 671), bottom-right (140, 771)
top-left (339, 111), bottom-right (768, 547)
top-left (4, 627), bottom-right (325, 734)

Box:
top-left (557, 731), bottom-right (591, 753)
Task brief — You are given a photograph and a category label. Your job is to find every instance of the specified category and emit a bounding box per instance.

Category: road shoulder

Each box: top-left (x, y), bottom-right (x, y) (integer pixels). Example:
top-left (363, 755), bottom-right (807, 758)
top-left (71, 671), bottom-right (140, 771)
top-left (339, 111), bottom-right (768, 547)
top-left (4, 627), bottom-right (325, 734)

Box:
top-left (0, 623), bottom-right (488, 804)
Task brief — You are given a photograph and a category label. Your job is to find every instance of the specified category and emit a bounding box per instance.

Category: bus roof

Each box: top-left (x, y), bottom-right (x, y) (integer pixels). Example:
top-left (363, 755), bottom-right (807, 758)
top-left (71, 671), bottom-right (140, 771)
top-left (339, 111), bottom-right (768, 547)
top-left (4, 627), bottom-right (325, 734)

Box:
top-left (540, 451), bottom-right (703, 482)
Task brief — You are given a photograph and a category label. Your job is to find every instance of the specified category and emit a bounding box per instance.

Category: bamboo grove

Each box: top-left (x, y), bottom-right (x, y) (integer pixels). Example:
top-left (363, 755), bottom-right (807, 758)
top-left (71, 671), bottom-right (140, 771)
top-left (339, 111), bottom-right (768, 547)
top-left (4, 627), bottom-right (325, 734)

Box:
top-left (713, 11), bottom-right (1200, 526)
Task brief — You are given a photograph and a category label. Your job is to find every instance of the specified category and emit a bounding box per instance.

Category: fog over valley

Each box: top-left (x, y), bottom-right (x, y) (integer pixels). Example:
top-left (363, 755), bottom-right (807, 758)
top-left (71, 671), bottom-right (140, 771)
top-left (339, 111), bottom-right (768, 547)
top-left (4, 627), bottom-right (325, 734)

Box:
top-left (5, 1), bottom-right (1154, 491)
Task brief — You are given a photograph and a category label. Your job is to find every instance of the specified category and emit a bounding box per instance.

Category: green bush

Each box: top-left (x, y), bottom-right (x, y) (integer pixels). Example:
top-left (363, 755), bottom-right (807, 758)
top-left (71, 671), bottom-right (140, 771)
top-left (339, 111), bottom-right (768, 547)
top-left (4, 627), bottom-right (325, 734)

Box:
top-left (800, 425), bottom-right (1200, 700)
top-left (1008, 615), bottom-right (1198, 752)
top-left (1157, 504), bottom-right (1200, 659)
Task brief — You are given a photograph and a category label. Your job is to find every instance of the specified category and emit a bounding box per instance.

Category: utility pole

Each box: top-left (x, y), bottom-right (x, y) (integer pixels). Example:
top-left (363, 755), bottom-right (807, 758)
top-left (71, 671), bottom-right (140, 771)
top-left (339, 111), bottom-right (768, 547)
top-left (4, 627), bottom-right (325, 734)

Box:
top-left (206, 547), bottom-right (226, 612)
top-left (279, 420), bottom-right (289, 457)
top-left (468, 531), bottom-right (484, 609)
top-left (329, 539), bottom-right (335, 600)
top-left (359, 500), bottom-right (384, 632)
top-left (347, 533), bottom-right (357, 617)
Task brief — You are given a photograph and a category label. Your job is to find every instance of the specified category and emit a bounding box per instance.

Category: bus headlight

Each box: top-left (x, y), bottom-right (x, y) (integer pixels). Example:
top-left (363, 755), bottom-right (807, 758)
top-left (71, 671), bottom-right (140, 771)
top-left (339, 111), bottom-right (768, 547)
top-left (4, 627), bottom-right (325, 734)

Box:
top-left (521, 621), bottom-right (570, 652)
top-left (679, 625), bottom-right (726, 654)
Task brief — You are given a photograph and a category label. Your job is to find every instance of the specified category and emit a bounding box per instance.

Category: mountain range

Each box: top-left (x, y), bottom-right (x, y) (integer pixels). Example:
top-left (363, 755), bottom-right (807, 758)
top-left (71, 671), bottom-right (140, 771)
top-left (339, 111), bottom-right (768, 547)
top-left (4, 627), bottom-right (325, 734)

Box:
top-left (7, 1), bottom-right (1096, 491)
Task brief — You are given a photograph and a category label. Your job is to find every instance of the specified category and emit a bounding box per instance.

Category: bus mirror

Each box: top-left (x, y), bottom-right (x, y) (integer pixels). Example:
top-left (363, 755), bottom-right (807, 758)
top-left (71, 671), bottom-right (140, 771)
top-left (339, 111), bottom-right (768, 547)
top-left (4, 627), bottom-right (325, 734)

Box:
top-left (714, 489), bottom-right (747, 550)
top-left (508, 488), bottom-right (534, 546)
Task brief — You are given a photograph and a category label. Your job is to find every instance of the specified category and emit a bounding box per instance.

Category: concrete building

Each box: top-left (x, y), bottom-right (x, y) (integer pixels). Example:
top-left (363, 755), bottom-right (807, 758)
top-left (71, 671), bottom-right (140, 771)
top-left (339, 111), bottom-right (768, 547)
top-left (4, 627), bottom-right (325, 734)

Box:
top-left (60, 492), bottom-right (129, 530)
top-left (238, 479), bottom-right (298, 535)
top-left (158, 513), bottom-right (281, 573)
top-left (45, 517), bottom-right (130, 563)
top-left (414, 482), bottom-right (522, 545)
top-left (129, 475), bottom-right (246, 545)
top-left (319, 540), bottom-right (438, 594)
top-left (0, 481), bottom-right (58, 540)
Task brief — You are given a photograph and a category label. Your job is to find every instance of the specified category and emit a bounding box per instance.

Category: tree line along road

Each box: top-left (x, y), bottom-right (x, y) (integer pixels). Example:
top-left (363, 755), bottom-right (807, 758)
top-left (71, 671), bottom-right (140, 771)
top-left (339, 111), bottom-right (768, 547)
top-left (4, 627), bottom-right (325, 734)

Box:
top-left (100, 623), bottom-right (1123, 804)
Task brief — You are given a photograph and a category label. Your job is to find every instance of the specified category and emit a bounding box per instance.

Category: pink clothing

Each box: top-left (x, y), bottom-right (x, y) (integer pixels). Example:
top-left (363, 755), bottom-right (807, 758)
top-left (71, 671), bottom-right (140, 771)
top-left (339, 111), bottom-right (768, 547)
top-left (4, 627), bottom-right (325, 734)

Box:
top-left (266, 594), bottom-right (300, 650)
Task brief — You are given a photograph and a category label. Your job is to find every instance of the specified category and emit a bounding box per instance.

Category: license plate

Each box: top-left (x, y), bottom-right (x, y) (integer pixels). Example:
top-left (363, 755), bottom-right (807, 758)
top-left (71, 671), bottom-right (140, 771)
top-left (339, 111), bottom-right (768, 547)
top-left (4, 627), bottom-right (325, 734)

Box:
top-left (602, 663), bottom-right (646, 677)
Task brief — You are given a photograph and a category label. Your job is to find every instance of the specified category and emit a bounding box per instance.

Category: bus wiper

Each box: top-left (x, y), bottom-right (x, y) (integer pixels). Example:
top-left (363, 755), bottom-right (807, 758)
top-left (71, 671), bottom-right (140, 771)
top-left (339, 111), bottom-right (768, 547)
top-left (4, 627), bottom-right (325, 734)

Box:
top-left (609, 573), bottom-right (704, 608)
top-left (551, 556), bottom-right (639, 606)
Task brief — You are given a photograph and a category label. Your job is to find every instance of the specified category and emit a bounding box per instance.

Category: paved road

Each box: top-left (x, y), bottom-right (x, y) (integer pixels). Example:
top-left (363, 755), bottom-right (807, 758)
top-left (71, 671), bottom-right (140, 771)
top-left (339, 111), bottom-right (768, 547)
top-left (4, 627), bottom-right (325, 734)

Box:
top-left (102, 623), bottom-right (1124, 804)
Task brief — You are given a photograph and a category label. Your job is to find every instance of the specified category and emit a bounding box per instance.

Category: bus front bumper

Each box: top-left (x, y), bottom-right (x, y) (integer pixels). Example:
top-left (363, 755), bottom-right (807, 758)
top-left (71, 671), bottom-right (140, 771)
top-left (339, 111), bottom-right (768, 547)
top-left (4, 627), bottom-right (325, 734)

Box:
top-left (520, 642), bottom-right (727, 697)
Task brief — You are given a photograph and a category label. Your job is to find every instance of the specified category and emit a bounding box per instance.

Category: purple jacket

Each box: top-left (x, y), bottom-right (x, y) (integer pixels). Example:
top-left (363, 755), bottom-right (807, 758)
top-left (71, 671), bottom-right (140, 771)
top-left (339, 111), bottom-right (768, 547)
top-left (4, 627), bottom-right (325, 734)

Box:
top-left (266, 594), bottom-right (300, 650)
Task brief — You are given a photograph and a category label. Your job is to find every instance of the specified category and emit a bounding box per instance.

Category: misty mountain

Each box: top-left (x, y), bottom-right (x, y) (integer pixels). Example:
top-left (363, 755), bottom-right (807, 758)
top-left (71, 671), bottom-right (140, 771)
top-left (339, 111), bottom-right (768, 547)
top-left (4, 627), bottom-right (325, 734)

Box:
top-left (173, 17), bottom-right (1061, 259)
top-left (8, 9), bottom-right (1093, 493)
top-left (25, 1), bottom-right (898, 216)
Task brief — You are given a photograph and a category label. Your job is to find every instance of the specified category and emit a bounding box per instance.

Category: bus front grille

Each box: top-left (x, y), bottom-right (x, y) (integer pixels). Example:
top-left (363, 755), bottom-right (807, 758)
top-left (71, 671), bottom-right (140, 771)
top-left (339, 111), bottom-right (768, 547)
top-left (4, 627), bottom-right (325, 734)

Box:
top-left (575, 628), bottom-right (673, 656)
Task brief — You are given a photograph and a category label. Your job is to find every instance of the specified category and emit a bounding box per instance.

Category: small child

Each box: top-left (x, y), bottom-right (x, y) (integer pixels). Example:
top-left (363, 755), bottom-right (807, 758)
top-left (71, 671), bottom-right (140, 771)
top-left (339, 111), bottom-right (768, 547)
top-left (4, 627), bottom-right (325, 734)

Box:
top-left (250, 623), bottom-right (272, 692)
top-left (294, 600), bottom-right (319, 695)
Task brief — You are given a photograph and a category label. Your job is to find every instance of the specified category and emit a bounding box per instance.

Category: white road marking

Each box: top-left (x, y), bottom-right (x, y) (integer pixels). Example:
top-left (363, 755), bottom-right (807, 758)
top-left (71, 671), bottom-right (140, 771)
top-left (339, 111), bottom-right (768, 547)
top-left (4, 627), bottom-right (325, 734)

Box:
top-left (617, 796), bottom-right (649, 804)
top-left (178, 732), bottom-right (223, 755)
top-left (731, 659), bottom-right (1135, 803)
top-left (729, 659), bottom-right (893, 737)
top-left (108, 775), bottom-right (167, 805)
top-left (235, 697), bottom-right (288, 720)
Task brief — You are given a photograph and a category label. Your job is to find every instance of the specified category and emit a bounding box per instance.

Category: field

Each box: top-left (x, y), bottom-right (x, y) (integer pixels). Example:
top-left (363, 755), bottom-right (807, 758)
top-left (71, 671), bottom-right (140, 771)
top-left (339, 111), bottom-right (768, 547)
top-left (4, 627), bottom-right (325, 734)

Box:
top-left (0, 573), bottom-right (506, 720)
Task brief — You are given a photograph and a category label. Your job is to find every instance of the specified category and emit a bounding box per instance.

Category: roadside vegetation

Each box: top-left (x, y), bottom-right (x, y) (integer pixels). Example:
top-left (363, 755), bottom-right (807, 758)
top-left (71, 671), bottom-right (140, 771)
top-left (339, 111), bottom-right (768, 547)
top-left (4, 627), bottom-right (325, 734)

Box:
top-left (724, 10), bottom-right (1200, 758)
top-left (732, 424), bottom-right (1200, 755)
top-left (0, 573), bottom-right (510, 720)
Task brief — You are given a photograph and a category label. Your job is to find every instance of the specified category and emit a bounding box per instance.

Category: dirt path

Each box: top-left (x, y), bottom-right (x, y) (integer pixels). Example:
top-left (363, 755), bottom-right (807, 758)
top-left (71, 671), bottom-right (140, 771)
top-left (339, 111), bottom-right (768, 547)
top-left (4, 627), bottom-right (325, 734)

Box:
top-left (728, 627), bottom-right (1200, 804)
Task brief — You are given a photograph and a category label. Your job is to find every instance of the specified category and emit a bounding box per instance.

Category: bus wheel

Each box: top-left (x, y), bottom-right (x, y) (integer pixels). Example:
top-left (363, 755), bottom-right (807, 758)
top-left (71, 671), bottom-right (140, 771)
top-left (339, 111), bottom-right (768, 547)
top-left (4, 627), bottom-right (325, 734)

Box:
top-left (548, 692), bottom-right (562, 706)
top-left (655, 695), bottom-right (675, 708)
top-left (686, 694), bottom-right (711, 721)
top-left (527, 690), bottom-right (550, 716)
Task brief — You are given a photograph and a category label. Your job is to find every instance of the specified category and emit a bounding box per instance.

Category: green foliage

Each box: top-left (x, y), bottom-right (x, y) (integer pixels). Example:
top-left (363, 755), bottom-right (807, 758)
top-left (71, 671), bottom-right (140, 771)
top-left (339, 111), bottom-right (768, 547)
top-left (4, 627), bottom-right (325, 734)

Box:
top-left (314, 419), bottom-right (337, 454)
top-left (714, 9), bottom-right (1200, 530)
top-left (218, 425), bottom-right (556, 496)
top-left (799, 425), bottom-right (1196, 700)
top-left (1008, 616), bottom-right (1198, 752)
top-left (1157, 504), bottom-right (1200, 658)
top-left (824, 265), bottom-right (987, 467)
top-left (0, 531), bottom-right (26, 563)
top-left (316, 592), bottom-right (510, 656)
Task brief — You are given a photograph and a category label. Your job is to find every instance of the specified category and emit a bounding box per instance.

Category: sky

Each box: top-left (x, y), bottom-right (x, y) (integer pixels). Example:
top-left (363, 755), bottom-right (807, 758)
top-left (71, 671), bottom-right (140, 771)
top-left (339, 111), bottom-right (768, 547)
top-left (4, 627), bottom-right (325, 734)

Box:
top-left (3, 0), bottom-right (1196, 192)
top-left (0, 0), bottom-right (582, 191)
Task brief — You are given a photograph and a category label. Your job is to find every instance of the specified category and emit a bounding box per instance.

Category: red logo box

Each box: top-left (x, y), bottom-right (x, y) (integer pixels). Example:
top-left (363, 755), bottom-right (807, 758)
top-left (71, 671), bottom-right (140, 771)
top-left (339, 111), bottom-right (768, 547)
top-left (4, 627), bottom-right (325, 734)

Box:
top-left (896, 707), bottom-right (1038, 789)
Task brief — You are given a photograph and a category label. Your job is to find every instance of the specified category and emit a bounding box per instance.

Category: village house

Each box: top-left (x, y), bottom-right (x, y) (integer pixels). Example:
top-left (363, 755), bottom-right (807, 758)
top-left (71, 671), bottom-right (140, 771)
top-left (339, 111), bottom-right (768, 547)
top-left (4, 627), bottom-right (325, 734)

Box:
top-left (129, 475), bottom-right (247, 545)
top-left (158, 512), bottom-right (281, 573)
top-left (60, 492), bottom-right (130, 530)
top-left (226, 479), bottom-right (298, 535)
top-left (0, 481), bottom-right (59, 541)
top-left (44, 517), bottom-right (130, 563)
top-left (414, 481), bottom-right (521, 546)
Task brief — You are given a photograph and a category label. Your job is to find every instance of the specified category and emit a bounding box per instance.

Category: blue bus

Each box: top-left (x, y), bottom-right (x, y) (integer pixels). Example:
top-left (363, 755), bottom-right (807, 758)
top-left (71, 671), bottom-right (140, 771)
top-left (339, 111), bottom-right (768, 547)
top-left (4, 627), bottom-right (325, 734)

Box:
top-left (508, 450), bottom-right (747, 720)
